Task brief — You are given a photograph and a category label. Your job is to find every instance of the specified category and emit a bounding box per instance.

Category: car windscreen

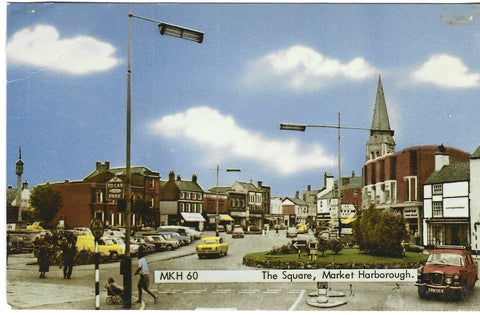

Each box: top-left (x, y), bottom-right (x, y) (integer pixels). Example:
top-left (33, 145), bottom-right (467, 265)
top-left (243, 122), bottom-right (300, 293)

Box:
top-left (426, 252), bottom-right (463, 266)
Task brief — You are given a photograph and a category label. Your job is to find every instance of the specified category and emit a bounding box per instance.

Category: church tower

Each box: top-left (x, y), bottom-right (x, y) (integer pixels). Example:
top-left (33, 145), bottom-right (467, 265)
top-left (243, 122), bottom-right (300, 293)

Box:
top-left (366, 75), bottom-right (396, 161)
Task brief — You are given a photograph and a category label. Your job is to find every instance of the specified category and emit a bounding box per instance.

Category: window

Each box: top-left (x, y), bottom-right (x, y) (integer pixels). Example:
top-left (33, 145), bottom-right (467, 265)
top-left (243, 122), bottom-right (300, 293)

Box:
top-left (433, 184), bottom-right (443, 195)
top-left (433, 201), bottom-right (443, 217)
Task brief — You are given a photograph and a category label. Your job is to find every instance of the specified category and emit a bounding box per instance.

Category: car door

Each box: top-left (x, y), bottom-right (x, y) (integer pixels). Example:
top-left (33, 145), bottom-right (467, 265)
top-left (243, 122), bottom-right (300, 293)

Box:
top-left (464, 254), bottom-right (477, 288)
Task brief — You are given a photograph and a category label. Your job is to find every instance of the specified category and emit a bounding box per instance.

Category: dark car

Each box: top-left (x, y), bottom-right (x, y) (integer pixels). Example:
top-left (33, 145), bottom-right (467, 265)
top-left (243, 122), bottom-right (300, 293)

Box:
top-left (416, 245), bottom-right (478, 300)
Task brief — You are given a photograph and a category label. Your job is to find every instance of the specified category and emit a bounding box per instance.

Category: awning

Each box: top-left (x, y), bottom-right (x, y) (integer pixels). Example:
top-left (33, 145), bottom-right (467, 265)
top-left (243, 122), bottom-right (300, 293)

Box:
top-left (180, 212), bottom-right (205, 222)
top-left (219, 214), bottom-right (234, 221)
top-left (329, 217), bottom-right (356, 224)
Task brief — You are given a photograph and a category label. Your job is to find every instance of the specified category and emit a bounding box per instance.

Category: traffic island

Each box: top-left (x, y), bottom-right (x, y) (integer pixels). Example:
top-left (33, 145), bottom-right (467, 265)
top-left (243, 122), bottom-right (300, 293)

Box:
top-left (306, 282), bottom-right (347, 308)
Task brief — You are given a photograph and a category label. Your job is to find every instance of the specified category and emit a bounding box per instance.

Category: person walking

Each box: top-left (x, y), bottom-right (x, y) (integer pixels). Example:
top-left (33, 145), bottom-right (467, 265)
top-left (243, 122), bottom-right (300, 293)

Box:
top-left (37, 242), bottom-right (50, 279)
top-left (135, 246), bottom-right (158, 304)
top-left (61, 237), bottom-right (76, 279)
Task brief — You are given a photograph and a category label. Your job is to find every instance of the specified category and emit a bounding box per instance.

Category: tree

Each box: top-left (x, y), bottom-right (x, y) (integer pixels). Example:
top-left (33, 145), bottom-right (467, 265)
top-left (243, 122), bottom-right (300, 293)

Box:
top-left (353, 205), bottom-right (407, 257)
top-left (29, 181), bottom-right (62, 226)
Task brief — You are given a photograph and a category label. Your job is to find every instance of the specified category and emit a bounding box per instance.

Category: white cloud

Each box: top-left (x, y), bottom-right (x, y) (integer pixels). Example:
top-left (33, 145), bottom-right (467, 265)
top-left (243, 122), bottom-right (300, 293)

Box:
top-left (7, 24), bottom-right (120, 75)
top-left (411, 54), bottom-right (480, 88)
top-left (150, 106), bottom-right (335, 174)
top-left (244, 45), bottom-right (377, 91)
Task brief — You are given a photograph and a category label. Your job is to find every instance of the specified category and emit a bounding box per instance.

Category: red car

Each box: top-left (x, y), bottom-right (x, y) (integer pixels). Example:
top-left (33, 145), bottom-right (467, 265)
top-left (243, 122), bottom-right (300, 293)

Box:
top-left (416, 245), bottom-right (478, 300)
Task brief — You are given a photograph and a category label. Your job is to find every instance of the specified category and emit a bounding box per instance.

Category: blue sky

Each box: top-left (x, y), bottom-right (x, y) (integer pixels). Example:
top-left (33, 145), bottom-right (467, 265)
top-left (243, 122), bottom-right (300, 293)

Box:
top-left (5, 2), bottom-right (480, 197)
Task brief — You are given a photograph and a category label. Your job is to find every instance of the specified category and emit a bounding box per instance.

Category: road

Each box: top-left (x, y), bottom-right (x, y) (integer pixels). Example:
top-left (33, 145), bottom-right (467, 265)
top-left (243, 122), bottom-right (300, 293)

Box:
top-left (6, 229), bottom-right (480, 311)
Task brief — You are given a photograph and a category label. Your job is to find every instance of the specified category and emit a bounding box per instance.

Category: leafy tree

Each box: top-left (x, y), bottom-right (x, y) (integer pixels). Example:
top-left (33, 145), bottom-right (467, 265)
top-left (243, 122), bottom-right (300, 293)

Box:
top-left (329, 238), bottom-right (344, 254)
top-left (29, 181), bottom-right (62, 226)
top-left (317, 237), bottom-right (329, 256)
top-left (353, 205), bottom-right (407, 257)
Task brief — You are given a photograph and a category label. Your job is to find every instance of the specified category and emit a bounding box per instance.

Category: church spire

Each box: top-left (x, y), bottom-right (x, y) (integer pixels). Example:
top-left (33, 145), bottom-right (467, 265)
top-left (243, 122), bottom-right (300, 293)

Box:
top-left (370, 75), bottom-right (393, 135)
top-left (366, 75), bottom-right (396, 161)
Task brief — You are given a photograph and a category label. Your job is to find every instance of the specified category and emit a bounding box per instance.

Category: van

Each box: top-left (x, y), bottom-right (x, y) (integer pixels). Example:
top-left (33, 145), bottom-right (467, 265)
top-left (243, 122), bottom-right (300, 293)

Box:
top-left (296, 224), bottom-right (308, 234)
top-left (158, 225), bottom-right (194, 241)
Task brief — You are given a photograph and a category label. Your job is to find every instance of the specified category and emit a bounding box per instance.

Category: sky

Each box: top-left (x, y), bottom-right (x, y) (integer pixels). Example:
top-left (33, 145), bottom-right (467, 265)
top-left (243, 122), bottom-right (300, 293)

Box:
top-left (5, 2), bottom-right (480, 198)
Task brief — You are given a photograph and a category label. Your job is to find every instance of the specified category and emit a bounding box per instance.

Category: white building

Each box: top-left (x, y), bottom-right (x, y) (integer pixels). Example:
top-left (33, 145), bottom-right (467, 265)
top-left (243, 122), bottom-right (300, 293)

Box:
top-left (423, 145), bottom-right (480, 254)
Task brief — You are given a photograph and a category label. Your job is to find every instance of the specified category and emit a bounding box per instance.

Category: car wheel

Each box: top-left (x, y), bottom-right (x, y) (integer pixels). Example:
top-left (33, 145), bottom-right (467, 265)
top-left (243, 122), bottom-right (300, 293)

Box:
top-left (460, 281), bottom-right (469, 300)
top-left (417, 286), bottom-right (426, 299)
top-left (110, 252), bottom-right (118, 261)
top-left (166, 245), bottom-right (173, 251)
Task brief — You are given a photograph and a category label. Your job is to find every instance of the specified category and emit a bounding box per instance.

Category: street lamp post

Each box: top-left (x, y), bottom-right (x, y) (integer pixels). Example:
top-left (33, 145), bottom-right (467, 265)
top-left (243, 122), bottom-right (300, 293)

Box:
top-left (280, 113), bottom-right (370, 239)
top-left (214, 165), bottom-right (241, 236)
top-left (124, 7), bottom-right (203, 309)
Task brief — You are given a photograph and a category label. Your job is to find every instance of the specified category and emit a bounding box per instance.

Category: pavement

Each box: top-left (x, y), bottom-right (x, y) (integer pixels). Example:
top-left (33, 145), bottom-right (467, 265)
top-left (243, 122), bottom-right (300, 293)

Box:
top-left (6, 245), bottom-right (197, 311)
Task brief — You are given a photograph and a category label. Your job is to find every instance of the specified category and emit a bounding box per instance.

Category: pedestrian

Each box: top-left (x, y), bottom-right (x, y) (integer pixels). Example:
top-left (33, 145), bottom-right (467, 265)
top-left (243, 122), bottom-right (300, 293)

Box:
top-left (61, 237), bottom-right (77, 279)
top-left (135, 246), bottom-right (158, 304)
top-left (38, 241), bottom-right (50, 279)
top-left (275, 225), bottom-right (279, 236)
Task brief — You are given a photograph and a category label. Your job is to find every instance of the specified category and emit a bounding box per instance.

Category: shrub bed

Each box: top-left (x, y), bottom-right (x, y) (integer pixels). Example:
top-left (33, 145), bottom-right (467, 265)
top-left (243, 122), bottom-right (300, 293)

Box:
top-left (243, 248), bottom-right (428, 269)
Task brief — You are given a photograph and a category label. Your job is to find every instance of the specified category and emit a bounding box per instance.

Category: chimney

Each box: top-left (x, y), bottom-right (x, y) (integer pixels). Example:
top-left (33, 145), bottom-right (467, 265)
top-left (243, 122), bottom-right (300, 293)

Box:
top-left (176, 174), bottom-right (182, 181)
top-left (169, 170), bottom-right (175, 181)
top-left (295, 191), bottom-right (300, 199)
top-left (192, 174), bottom-right (197, 183)
top-left (258, 181), bottom-right (262, 188)
top-left (96, 161), bottom-right (110, 172)
top-left (435, 144), bottom-right (450, 171)
top-left (324, 172), bottom-right (334, 190)
top-left (307, 185), bottom-right (311, 191)
top-left (351, 170), bottom-right (355, 178)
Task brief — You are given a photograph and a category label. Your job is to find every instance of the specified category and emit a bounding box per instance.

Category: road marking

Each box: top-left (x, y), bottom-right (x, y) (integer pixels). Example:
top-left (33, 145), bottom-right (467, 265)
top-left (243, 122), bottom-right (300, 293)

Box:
top-left (185, 289), bottom-right (208, 294)
top-left (238, 289), bottom-right (260, 294)
top-left (263, 289), bottom-right (281, 294)
top-left (288, 289), bottom-right (305, 311)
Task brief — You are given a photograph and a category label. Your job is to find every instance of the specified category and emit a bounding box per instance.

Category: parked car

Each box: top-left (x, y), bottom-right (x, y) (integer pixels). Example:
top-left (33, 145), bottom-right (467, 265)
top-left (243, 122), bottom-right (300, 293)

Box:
top-left (196, 236), bottom-right (228, 258)
top-left (232, 227), bottom-right (244, 238)
top-left (103, 237), bottom-right (139, 256)
top-left (296, 223), bottom-right (308, 234)
top-left (184, 227), bottom-right (203, 239)
top-left (131, 237), bottom-right (156, 254)
top-left (416, 245), bottom-right (478, 300)
top-left (75, 235), bottom-right (125, 261)
top-left (104, 229), bottom-right (125, 239)
top-left (142, 234), bottom-right (180, 251)
top-left (286, 227), bottom-right (298, 238)
top-left (8, 233), bottom-right (35, 253)
top-left (73, 227), bottom-right (93, 237)
top-left (157, 231), bottom-right (191, 246)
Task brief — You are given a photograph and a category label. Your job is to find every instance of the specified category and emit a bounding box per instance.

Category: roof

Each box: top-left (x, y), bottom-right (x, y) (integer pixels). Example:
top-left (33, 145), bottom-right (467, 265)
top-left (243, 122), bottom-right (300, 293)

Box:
top-left (283, 196), bottom-right (307, 205)
top-left (424, 162), bottom-right (470, 184)
top-left (84, 165), bottom-right (159, 180)
top-left (370, 75), bottom-right (393, 134)
top-left (471, 145), bottom-right (480, 159)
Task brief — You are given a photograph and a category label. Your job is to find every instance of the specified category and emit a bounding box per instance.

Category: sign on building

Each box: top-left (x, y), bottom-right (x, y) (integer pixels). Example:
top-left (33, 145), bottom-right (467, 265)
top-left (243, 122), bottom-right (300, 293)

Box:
top-left (106, 177), bottom-right (124, 202)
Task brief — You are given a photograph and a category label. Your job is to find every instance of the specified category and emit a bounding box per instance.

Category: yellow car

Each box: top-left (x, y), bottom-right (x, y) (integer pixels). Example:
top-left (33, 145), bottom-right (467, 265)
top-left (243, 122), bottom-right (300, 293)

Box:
top-left (296, 224), bottom-right (308, 234)
top-left (76, 234), bottom-right (125, 261)
top-left (196, 236), bottom-right (228, 258)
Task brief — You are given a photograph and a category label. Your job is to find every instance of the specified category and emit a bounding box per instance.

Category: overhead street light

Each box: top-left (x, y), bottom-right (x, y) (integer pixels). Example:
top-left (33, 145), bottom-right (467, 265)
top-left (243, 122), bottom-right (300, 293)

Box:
top-left (123, 7), bottom-right (203, 309)
top-left (158, 22), bottom-right (204, 43)
top-left (280, 113), bottom-right (370, 239)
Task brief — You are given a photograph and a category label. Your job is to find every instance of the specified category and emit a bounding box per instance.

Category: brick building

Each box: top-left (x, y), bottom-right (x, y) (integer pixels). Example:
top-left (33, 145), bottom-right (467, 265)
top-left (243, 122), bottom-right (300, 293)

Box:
top-left (50, 161), bottom-right (161, 228)
top-left (362, 76), bottom-right (470, 244)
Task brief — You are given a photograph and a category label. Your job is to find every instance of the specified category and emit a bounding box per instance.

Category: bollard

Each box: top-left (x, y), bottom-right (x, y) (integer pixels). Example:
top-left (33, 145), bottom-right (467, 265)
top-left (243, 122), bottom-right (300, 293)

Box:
top-left (317, 282), bottom-right (328, 303)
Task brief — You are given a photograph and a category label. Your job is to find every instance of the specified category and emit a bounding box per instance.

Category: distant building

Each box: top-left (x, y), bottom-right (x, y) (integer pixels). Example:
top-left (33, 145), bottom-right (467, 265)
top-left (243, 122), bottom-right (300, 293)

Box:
top-left (159, 171), bottom-right (205, 230)
top-left (283, 191), bottom-right (308, 226)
